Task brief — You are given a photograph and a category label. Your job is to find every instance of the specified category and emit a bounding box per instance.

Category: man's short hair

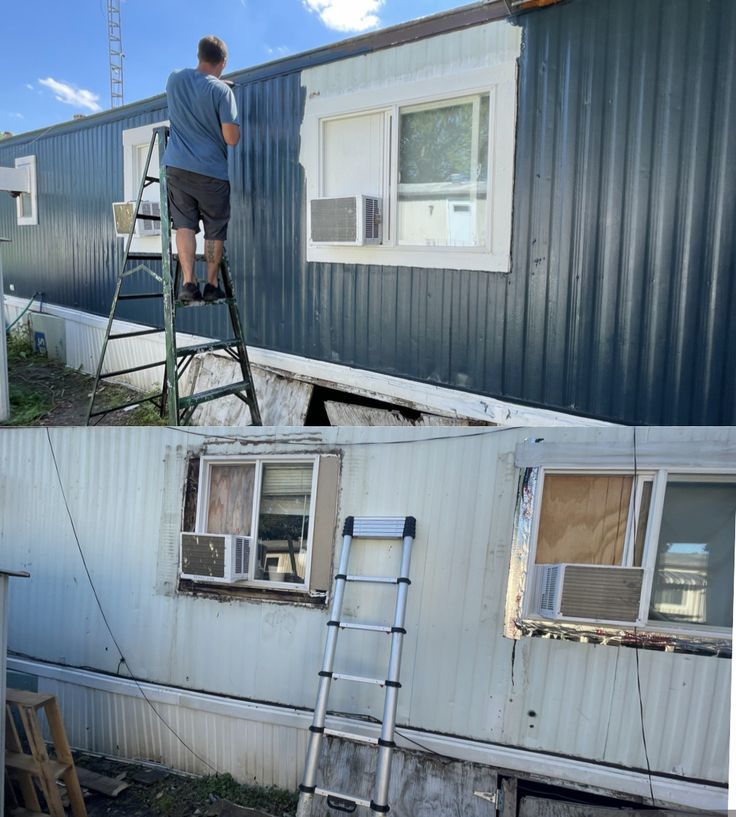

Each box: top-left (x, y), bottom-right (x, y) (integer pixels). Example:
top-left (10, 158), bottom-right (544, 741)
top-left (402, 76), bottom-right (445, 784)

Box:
top-left (198, 36), bottom-right (228, 66)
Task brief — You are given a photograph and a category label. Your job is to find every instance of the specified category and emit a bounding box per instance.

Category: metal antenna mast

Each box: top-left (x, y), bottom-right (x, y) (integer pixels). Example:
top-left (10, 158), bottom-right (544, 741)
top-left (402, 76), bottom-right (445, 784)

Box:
top-left (107, 0), bottom-right (124, 108)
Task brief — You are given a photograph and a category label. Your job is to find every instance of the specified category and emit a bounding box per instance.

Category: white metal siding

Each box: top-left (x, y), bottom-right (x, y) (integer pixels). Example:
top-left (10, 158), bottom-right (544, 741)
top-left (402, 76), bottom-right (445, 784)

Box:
top-left (0, 426), bottom-right (731, 788)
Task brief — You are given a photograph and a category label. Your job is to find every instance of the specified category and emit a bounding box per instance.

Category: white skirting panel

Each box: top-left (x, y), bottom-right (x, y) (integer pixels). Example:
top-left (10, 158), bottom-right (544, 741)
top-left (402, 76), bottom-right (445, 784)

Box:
top-left (2, 296), bottom-right (608, 427)
top-left (8, 658), bottom-right (727, 812)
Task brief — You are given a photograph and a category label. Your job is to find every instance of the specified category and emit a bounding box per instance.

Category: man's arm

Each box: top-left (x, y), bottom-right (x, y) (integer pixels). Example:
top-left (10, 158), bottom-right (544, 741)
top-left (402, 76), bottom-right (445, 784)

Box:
top-left (221, 123), bottom-right (240, 146)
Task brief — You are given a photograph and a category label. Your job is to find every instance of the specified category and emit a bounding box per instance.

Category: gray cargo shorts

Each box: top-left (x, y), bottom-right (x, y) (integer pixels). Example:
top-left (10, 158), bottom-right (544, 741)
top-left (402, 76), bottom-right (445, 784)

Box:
top-left (166, 166), bottom-right (230, 241)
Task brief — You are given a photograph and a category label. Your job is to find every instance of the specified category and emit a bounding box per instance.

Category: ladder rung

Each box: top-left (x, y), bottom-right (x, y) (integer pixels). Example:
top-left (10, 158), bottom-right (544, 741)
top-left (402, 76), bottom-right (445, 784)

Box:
top-left (331, 673), bottom-right (384, 686)
top-left (314, 788), bottom-right (371, 809)
top-left (102, 360), bottom-right (165, 378)
top-left (351, 516), bottom-right (411, 538)
top-left (5, 751), bottom-right (69, 780)
top-left (178, 381), bottom-right (252, 409)
top-left (89, 394), bottom-right (161, 418)
top-left (345, 575), bottom-right (398, 584)
top-left (176, 338), bottom-right (240, 357)
top-left (144, 176), bottom-right (159, 183)
top-left (109, 328), bottom-right (163, 340)
top-left (125, 253), bottom-right (163, 260)
top-left (117, 293), bottom-right (164, 300)
top-left (337, 622), bottom-right (392, 633)
top-left (324, 728), bottom-right (379, 745)
top-left (175, 297), bottom-right (236, 307)
top-left (135, 213), bottom-right (161, 222)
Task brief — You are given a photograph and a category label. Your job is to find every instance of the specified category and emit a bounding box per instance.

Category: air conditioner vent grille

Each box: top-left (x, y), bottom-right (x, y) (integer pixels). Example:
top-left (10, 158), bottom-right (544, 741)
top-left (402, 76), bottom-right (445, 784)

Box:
top-left (311, 197), bottom-right (357, 243)
top-left (560, 566), bottom-right (643, 620)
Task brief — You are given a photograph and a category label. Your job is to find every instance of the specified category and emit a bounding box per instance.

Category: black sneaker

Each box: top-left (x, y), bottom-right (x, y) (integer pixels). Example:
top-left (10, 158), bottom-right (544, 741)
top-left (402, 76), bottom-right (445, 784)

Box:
top-left (178, 282), bottom-right (202, 303)
top-left (203, 283), bottom-right (227, 302)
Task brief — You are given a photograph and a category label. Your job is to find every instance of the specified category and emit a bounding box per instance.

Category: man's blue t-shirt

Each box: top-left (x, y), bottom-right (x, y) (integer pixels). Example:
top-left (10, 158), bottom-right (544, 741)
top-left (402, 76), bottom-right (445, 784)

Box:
top-left (162, 68), bottom-right (238, 181)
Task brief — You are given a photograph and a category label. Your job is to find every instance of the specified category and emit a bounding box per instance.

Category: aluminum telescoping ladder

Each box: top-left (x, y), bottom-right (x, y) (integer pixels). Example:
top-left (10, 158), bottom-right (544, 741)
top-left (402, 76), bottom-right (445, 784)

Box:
top-left (86, 125), bottom-right (261, 426)
top-left (298, 515), bottom-right (417, 816)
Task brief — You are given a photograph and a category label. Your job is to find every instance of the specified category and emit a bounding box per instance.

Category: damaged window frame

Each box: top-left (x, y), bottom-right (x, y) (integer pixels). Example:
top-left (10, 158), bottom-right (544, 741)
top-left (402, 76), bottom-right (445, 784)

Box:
top-left (180, 451), bottom-right (340, 600)
top-left (505, 463), bottom-right (735, 654)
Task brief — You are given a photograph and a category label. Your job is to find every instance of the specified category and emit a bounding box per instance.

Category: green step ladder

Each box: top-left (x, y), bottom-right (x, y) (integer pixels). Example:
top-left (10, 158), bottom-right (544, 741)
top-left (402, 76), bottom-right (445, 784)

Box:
top-left (86, 125), bottom-right (261, 426)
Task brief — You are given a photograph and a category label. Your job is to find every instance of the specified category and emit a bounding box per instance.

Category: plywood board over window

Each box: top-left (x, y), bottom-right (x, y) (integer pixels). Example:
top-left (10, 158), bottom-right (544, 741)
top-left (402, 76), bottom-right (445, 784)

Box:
top-left (207, 464), bottom-right (256, 536)
top-left (536, 475), bottom-right (632, 565)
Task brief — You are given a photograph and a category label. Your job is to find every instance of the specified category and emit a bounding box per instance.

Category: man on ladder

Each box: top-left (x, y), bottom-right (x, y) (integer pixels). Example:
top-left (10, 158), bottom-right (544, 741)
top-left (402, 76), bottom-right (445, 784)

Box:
top-left (163, 35), bottom-right (240, 303)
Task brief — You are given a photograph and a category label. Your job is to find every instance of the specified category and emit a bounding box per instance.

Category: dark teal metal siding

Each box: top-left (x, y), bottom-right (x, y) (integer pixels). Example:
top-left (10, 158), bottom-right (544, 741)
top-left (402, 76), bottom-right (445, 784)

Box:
top-left (508, 0), bottom-right (736, 424)
top-left (1, 0), bottom-right (734, 424)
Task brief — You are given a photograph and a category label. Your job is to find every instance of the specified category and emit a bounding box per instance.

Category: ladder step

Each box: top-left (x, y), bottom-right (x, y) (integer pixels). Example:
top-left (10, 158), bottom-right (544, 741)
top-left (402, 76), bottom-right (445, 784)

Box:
top-left (337, 622), bottom-right (392, 633)
top-left (178, 381), bottom-right (252, 409)
top-left (102, 359), bottom-right (166, 378)
top-left (117, 292), bottom-right (164, 300)
top-left (109, 328), bottom-right (163, 340)
top-left (324, 728), bottom-right (379, 745)
top-left (175, 297), bottom-right (236, 307)
top-left (315, 788), bottom-right (371, 810)
top-left (345, 575), bottom-right (398, 584)
top-left (331, 673), bottom-right (385, 686)
top-left (125, 253), bottom-right (164, 260)
top-left (351, 517), bottom-right (411, 538)
top-left (144, 175), bottom-right (159, 184)
top-left (176, 338), bottom-right (240, 357)
top-left (5, 751), bottom-right (69, 780)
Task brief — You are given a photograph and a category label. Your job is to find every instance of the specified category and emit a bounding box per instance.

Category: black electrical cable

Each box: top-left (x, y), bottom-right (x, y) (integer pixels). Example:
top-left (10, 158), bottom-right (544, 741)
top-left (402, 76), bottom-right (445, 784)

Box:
top-left (45, 428), bottom-right (220, 775)
top-left (631, 426), bottom-right (656, 805)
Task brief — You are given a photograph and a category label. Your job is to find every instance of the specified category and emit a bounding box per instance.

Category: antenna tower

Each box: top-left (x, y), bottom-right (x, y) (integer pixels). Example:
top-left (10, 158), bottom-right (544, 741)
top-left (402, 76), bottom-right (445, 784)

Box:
top-left (107, 0), bottom-right (124, 108)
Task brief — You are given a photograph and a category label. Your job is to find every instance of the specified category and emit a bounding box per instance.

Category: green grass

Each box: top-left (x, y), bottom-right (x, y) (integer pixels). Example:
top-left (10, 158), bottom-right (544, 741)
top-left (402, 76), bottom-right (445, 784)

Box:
top-left (145, 773), bottom-right (298, 817)
top-left (3, 330), bottom-right (54, 425)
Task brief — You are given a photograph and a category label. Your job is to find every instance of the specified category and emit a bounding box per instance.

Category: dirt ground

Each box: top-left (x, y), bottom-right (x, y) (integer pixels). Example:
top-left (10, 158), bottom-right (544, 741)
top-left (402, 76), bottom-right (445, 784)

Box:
top-left (2, 332), bottom-right (164, 427)
top-left (5, 754), bottom-right (297, 817)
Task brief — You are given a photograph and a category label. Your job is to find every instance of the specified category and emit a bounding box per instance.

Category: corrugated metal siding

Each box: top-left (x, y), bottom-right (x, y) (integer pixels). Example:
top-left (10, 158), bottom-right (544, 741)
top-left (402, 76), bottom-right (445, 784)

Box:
top-left (1, 0), bottom-right (735, 425)
top-left (0, 426), bottom-right (731, 783)
top-left (509, 0), bottom-right (736, 424)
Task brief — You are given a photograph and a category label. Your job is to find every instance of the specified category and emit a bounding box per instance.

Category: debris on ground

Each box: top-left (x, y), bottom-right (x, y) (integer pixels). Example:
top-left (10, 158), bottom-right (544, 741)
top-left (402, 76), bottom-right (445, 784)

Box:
top-left (2, 329), bottom-right (165, 426)
top-left (61, 755), bottom-right (298, 817)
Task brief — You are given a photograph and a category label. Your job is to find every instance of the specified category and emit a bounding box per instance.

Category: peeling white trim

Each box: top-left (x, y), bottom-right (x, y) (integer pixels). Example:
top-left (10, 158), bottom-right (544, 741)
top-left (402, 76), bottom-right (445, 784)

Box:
top-left (3, 296), bottom-right (610, 428)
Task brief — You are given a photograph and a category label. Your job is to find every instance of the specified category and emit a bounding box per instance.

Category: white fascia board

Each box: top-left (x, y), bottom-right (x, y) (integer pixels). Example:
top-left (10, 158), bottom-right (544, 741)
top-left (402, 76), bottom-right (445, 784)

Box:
top-left (0, 167), bottom-right (30, 194)
top-left (8, 657), bottom-right (727, 812)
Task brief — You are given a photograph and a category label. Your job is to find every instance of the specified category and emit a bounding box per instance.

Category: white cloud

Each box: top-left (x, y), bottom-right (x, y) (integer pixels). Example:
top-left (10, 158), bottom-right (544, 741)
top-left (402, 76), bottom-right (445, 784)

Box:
top-left (38, 77), bottom-right (102, 113)
top-left (266, 45), bottom-right (290, 57)
top-left (10, 112), bottom-right (24, 119)
top-left (25, 83), bottom-right (34, 91)
top-left (302, 0), bottom-right (383, 32)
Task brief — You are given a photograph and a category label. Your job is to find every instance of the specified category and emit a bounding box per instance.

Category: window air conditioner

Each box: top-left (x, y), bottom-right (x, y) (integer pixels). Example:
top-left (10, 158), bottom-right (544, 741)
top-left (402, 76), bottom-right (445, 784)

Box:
top-left (112, 200), bottom-right (161, 238)
top-left (310, 195), bottom-right (382, 245)
top-left (535, 564), bottom-right (644, 623)
top-left (180, 532), bottom-right (251, 584)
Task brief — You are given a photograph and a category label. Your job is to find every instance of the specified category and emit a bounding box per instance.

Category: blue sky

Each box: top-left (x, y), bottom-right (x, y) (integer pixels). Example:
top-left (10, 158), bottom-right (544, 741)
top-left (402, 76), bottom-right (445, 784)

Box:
top-left (1, 0), bottom-right (472, 135)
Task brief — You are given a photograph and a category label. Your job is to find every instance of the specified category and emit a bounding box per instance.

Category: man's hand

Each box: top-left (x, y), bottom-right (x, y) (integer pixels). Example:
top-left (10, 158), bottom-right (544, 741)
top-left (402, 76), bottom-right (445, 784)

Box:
top-left (221, 123), bottom-right (240, 146)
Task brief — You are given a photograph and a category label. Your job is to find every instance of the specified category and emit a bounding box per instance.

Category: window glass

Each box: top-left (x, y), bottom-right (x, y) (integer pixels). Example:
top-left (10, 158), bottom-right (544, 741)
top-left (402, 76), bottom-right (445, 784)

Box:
top-left (649, 482), bottom-right (736, 628)
top-left (256, 463), bottom-right (313, 584)
top-left (536, 474), bottom-right (633, 565)
top-left (398, 94), bottom-right (489, 247)
top-left (206, 463), bottom-right (256, 536)
top-left (19, 192), bottom-right (32, 219)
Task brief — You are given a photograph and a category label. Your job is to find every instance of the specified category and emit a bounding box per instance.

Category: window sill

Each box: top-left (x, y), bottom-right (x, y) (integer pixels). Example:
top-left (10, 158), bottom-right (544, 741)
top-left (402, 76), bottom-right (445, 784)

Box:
top-left (306, 243), bottom-right (510, 272)
top-left (511, 617), bottom-right (731, 657)
top-left (178, 578), bottom-right (327, 606)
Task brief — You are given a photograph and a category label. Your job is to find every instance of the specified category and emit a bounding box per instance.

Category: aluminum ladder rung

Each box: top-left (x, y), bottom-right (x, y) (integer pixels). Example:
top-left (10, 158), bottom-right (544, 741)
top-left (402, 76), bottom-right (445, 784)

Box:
top-left (324, 728), bottom-right (379, 745)
top-left (314, 789), bottom-right (371, 810)
top-left (345, 575), bottom-right (398, 584)
top-left (331, 673), bottom-right (385, 686)
top-left (336, 622), bottom-right (392, 633)
top-left (350, 516), bottom-right (411, 538)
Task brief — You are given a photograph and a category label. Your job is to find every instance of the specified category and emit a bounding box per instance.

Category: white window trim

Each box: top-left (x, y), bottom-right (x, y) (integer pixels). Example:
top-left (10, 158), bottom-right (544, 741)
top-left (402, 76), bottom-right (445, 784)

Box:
top-left (194, 455), bottom-right (320, 593)
top-left (15, 155), bottom-right (37, 226)
top-left (122, 121), bottom-right (169, 202)
top-left (303, 63), bottom-right (517, 272)
top-left (508, 464), bottom-right (736, 645)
